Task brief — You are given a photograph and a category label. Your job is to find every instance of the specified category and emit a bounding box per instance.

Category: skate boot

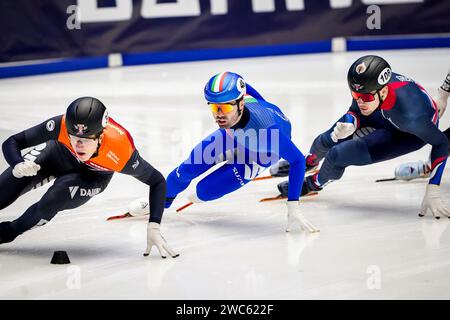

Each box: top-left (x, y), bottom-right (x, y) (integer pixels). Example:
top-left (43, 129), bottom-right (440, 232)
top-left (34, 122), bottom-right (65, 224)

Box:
top-left (0, 221), bottom-right (19, 244)
top-left (277, 174), bottom-right (323, 198)
top-left (394, 160), bottom-right (431, 181)
top-left (270, 153), bottom-right (319, 178)
top-left (441, 69), bottom-right (450, 93)
top-left (270, 160), bottom-right (290, 177)
top-left (436, 69), bottom-right (450, 117)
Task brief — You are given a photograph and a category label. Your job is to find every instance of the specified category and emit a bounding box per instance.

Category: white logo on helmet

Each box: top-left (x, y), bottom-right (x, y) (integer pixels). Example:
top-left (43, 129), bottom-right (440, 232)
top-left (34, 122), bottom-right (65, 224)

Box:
top-left (378, 67), bottom-right (392, 85)
top-left (236, 78), bottom-right (246, 93)
top-left (46, 120), bottom-right (55, 132)
top-left (356, 62), bottom-right (367, 74)
top-left (75, 124), bottom-right (88, 135)
top-left (101, 110), bottom-right (109, 128)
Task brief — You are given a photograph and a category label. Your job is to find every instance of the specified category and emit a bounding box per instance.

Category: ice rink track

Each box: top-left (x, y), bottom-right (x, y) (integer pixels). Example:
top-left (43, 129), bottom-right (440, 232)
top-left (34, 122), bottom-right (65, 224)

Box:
top-left (0, 48), bottom-right (450, 299)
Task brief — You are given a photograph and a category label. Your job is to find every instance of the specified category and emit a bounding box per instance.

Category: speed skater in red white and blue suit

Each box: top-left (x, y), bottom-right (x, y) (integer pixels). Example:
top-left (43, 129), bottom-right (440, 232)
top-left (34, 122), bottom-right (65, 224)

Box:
top-left (274, 55), bottom-right (449, 219)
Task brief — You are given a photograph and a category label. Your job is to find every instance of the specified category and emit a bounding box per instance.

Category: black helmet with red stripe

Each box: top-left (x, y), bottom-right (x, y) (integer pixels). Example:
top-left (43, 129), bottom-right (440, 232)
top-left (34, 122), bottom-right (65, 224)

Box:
top-left (65, 97), bottom-right (109, 138)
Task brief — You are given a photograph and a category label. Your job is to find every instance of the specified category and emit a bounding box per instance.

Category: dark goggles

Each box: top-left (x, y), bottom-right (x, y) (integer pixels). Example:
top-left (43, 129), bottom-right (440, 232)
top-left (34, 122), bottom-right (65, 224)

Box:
top-left (68, 134), bottom-right (101, 143)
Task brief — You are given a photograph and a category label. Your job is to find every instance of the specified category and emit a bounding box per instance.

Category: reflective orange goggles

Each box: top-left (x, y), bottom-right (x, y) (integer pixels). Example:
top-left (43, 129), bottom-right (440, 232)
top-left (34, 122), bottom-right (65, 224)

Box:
top-left (208, 102), bottom-right (237, 114)
top-left (351, 91), bottom-right (377, 102)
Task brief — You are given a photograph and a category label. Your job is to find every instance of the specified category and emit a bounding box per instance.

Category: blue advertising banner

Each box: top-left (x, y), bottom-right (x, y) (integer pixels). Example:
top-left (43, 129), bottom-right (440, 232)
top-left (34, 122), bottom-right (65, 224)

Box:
top-left (1, 0), bottom-right (450, 64)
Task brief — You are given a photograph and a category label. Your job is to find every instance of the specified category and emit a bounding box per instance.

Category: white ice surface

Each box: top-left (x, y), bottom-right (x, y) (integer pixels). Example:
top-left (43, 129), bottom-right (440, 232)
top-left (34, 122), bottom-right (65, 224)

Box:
top-left (0, 49), bottom-right (450, 299)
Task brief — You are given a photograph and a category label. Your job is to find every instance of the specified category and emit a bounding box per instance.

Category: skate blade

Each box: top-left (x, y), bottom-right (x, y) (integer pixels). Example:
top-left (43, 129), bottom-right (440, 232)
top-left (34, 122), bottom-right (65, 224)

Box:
top-left (259, 191), bottom-right (318, 202)
top-left (106, 212), bottom-right (132, 221)
top-left (375, 177), bottom-right (396, 182)
top-left (176, 202), bottom-right (194, 213)
top-left (252, 175), bottom-right (274, 181)
top-left (259, 194), bottom-right (287, 202)
top-left (253, 169), bottom-right (319, 181)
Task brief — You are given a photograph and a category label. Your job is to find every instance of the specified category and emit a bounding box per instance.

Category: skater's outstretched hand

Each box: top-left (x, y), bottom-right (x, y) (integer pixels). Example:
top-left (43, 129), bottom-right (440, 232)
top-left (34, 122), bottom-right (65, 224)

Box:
top-left (420, 184), bottom-right (450, 219)
top-left (286, 201), bottom-right (320, 233)
top-left (144, 222), bottom-right (179, 259)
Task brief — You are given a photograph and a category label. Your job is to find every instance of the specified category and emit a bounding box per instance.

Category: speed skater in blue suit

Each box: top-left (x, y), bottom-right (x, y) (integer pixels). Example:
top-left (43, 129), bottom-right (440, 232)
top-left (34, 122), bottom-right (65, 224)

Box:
top-left (128, 72), bottom-right (319, 232)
